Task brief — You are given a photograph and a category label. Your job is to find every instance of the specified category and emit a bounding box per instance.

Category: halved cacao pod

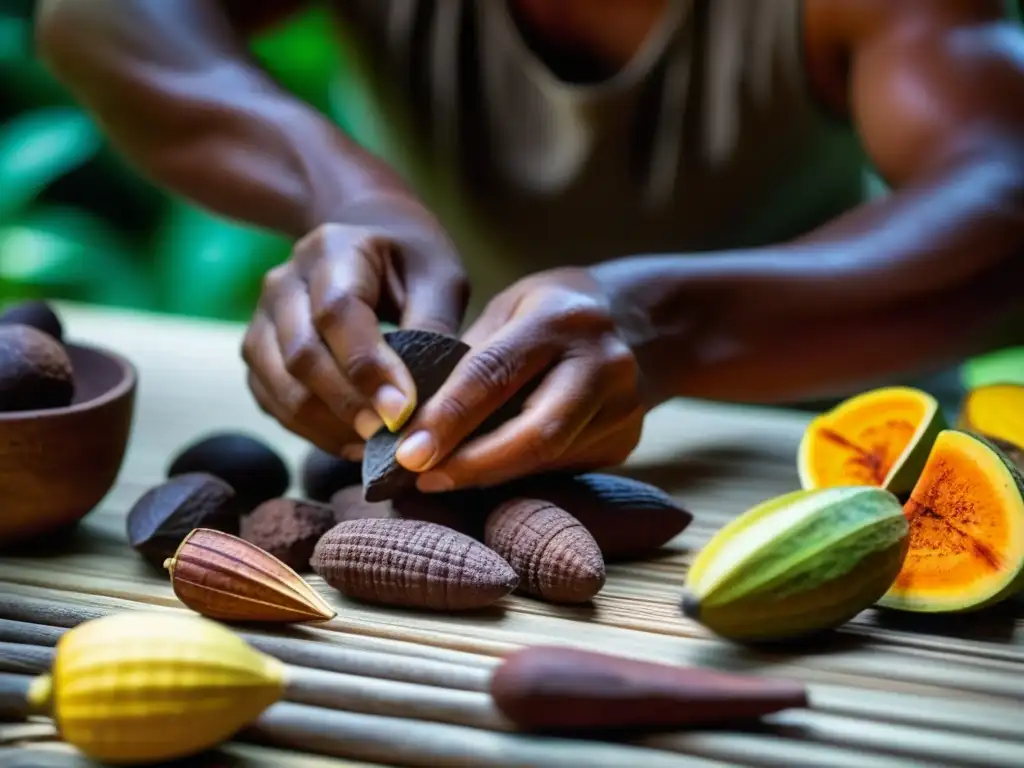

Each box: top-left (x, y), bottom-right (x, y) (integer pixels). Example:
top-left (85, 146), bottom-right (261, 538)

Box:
top-left (682, 486), bottom-right (908, 642)
top-left (798, 386), bottom-right (946, 497)
top-left (878, 429), bottom-right (1024, 613)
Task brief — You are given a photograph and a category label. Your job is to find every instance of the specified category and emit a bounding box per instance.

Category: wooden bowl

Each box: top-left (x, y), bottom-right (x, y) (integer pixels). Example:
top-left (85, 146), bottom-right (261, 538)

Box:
top-left (0, 342), bottom-right (137, 545)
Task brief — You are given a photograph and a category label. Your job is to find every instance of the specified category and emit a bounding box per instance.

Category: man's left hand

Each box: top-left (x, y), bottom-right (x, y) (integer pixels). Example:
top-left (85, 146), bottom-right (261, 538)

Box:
top-left (392, 267), bottom-right (647, 491)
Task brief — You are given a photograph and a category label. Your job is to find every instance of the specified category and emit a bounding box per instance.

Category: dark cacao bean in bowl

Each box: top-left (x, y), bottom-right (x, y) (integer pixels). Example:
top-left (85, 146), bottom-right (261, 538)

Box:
top-left (0, 342), bottom-right (137, 545)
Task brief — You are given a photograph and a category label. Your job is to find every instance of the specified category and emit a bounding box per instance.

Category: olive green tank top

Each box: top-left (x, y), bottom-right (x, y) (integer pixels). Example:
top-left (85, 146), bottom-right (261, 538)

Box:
top-left (329, 0), bottom-right (869, 317)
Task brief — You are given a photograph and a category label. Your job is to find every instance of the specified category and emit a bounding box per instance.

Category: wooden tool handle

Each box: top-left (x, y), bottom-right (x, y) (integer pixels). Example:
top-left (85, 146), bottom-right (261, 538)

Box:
top-left (0, 673), bottom-right (33, 722)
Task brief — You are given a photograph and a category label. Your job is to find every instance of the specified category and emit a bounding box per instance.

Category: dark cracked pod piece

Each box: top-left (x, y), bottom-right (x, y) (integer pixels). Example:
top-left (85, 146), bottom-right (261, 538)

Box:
top-left (240, 497), bottom-right (337, 573)
top-left (362, 329), bottom-right (539, 502)
top-left (126, 472), bottom-right (238, 567)
top-left (168, 431), bottom-right (290, 512)
top-left (491, 472), bottom-right (693, 561)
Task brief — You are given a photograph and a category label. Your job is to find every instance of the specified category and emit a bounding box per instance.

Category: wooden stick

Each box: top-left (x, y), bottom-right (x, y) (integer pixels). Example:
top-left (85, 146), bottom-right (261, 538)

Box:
top-left (0, 673), bottom-right (32, 722)
top-left (0, 742), bottom-right (382, 768)
top-left (0, 640), bottom-right (506, 733)
top-left (0, 620), bottom-right (64, 647)
top-left (0, 586), bottom-right (505, 668)
top-left (0, 643), bottom-right (53, 676)
top-left (246, 702), bottom-right (722, 768)
top-left (283, 666), bottom-right (506, 732)
top-left (0, 596), bottom-right (493, 692)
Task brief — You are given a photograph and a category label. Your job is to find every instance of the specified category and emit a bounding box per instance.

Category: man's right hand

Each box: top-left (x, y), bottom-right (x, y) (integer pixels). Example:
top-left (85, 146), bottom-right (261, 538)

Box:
top-left (242, 195), bottom-right (469, 458)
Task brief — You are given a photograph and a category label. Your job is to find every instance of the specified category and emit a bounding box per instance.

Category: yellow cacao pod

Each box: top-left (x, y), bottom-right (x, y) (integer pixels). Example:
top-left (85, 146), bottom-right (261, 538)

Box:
top-left (29, 612), bottom-right (285, 764)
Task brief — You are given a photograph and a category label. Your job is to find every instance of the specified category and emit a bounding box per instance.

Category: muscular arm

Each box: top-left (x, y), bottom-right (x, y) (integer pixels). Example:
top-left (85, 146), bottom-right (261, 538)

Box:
top-left (592, 0), bottom-right (1024, 405)
top-left (35, 0), bottom-right (411, 238)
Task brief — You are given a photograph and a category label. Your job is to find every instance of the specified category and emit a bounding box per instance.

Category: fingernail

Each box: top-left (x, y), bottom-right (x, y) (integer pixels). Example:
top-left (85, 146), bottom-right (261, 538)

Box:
top-left (396, 430), bottom-right (436, 471)
top-left (354, 409), bottom-right (385, 440)
top-left (417, 472), bottom-right (454, 493)
top-left (373, 384), bottom-right (413, 432)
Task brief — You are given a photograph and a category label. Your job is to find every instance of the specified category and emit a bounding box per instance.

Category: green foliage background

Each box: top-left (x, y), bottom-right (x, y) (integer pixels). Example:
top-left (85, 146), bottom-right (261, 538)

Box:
top-left (0, 1), bottom-right (1019, 387)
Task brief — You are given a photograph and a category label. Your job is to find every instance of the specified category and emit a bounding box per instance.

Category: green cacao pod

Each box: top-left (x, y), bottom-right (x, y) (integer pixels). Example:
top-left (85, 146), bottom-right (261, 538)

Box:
top-left (682, 486), bottom-right (909, 642)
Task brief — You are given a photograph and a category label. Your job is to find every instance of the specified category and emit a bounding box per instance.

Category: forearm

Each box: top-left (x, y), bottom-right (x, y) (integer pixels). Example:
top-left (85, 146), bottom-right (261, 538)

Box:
top-left (35, 0), bottom-right (411, 238)
top-left (593, 155), bottom-right (1024, 405)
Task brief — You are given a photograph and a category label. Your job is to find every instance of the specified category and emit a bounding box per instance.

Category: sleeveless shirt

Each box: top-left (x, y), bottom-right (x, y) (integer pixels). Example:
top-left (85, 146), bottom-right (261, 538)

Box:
top-left (320, 0), bottom-right (977, 410)
top-left (328, 0), bottom-right (869, 318)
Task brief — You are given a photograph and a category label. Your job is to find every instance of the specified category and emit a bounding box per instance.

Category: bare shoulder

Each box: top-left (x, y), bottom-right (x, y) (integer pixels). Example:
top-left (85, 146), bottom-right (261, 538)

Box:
top-left (801, 0), bottom-right (1017, 118)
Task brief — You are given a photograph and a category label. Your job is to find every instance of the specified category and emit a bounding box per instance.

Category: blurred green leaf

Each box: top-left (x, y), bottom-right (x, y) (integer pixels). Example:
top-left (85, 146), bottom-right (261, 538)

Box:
top-left (0, 107), bottom-right (101, 221)
top-left (252, 6), bottom-right (339, 115)
top-left (152, 201), bottom-right (288, 320)
top-left (963, 347), bottom-right (1024, 388)
top-left (0, 16), bottom-right (29, 62)
top-left (0, 205), bottom-right (154, 308)
top-left (0, 16), bottom-right (76, 110)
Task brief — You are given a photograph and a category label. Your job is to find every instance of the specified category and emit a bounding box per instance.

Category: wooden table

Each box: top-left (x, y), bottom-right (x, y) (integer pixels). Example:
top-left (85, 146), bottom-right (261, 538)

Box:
top-left (1, 304), bottom-right (1022, 767)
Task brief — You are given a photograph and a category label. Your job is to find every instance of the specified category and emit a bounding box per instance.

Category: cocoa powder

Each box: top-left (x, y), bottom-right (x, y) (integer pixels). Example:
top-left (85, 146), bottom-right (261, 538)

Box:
top-left (240, 498), bottom-right (336, 572)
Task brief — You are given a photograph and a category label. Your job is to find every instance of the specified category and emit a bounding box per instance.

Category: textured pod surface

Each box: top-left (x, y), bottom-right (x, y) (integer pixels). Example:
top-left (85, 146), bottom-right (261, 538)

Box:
top-left (879, 430), bottom-right (1024, 613)
top-left (798, 386), bottom-right (945, 497)
top-left (0, 324), bottom-right (74, 412)
top-left (168, 432), bottom-right (290, 511)
top-left (485, 499), bottom-right (605, 603)
top-left (491, 645), bottom-right (807, 732)
top-left (957, 383), bottom-right (1024, 451)
top-left (239, 498), bottom-right (336, 572)
top-left (30, 612), bottom-right (285, 764)
top-left (0, 299), bottom-right (64, 341)
top-left (126, 473), bottom-right (237, 567)
top-left (683, 486), bottom-right (908, 642)
top-left (362, 329), bottom-right (536, 502)
top-left (498, 473), bottom-right (692, 560)
top-left (311, 518), bottom-right (518, 611)
top-left (300, 446), bottom-right (362, 502)
top-left (165, 528), bottom-right (335, 623)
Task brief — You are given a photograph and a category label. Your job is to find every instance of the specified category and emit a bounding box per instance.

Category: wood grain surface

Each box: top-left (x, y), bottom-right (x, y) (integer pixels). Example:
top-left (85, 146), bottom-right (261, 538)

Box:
top-left (1, 303), bottom-right (1022, 767)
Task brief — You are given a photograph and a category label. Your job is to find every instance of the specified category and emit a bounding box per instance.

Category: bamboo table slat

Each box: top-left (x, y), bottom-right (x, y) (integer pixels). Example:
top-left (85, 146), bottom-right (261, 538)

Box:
top-left (1, 303), bottom-right (1022, 767)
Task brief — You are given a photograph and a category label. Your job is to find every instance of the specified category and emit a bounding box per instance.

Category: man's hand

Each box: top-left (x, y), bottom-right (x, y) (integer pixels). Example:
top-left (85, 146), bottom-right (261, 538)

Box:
top-left (391, 267), bottom-right (647, 492)
top-left (242, 195), bottom-right (469, 457)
